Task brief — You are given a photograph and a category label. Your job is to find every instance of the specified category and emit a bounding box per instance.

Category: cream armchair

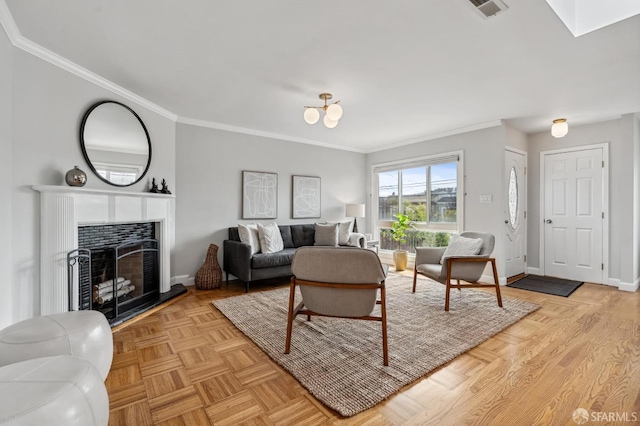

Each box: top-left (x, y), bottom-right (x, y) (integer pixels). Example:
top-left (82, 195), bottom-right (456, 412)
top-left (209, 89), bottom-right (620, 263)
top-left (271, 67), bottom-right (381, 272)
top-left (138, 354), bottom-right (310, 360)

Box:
top-left (285, 246), bottom-right (389, 365)
top-left (412, 231), bottom-right (502, 311)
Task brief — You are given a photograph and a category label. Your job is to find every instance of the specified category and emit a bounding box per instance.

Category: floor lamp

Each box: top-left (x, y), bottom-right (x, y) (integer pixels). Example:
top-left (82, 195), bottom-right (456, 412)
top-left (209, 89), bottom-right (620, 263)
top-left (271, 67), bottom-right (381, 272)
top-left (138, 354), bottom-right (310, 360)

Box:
top-left (345, 204), bottom-right (365, 233)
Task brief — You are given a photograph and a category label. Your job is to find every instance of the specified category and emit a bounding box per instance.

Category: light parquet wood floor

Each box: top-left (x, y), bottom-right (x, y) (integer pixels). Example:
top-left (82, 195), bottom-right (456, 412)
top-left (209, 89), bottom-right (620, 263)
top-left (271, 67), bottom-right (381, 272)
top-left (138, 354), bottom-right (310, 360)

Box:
top-left (106, 274), bottom-right (640, 425)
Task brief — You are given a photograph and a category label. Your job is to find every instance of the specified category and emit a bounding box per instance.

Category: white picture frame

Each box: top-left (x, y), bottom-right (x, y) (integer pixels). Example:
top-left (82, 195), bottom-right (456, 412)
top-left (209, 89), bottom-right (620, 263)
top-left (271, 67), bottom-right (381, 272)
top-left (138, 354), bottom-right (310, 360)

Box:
top-left (242, 171), bottom-right (278, 219)
top-left (292, 175), bottom-right (321, 219)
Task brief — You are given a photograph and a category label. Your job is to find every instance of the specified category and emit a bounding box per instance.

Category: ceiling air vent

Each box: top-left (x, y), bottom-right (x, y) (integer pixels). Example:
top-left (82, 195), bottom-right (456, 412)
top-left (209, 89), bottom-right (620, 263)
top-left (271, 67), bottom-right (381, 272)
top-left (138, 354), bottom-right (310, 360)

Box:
top-left (468, 0), bottom-right (508, 18)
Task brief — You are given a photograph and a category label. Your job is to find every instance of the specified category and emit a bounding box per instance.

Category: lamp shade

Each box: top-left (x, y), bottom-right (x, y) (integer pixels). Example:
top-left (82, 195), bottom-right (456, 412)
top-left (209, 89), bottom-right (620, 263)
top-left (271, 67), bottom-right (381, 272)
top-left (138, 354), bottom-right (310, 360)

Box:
top-left (345, 203), bottom-right (365, 218)
top-left (551, 119), bottom-right (568, 138)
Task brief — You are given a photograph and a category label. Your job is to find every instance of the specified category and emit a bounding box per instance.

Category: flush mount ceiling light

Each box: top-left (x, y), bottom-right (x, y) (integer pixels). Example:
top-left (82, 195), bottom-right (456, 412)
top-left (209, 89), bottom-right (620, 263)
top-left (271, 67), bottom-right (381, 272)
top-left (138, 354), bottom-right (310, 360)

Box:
top-left (551, 118), bottom-right (568, 138)
top-left (303, 93), bottom-right (343, 129)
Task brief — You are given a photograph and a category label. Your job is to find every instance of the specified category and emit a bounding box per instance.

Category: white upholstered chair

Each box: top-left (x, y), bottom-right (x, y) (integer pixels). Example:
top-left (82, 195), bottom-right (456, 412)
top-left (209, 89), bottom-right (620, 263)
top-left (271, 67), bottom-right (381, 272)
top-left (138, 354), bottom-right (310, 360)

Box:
top-left (285, 246), bottom-right (389, 365)
top-left (412, 231), bottom-right (503, 311)
top-left (0, 311), bottom-right (113, 425)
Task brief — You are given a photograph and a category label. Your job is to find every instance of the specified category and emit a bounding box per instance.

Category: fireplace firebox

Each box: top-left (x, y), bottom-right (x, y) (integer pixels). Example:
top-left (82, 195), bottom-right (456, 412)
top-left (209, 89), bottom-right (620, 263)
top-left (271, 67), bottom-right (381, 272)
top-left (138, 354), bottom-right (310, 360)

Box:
top-left (67, 222), bottom-right (181, 326)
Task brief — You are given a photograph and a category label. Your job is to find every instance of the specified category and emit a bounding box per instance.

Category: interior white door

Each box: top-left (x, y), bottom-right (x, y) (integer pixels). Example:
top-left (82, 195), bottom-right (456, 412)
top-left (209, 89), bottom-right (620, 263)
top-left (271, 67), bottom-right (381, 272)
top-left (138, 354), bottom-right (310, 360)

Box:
top-left (544, 148), bottom-right (603, 283)
top-left (504, 149), bottom-right (526, 278)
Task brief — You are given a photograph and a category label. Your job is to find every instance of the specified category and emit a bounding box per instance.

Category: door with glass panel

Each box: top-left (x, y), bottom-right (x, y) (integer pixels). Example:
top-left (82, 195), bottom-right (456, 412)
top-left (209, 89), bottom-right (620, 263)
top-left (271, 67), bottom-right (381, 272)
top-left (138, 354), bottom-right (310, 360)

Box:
top-left (504, 149), bottom-right (526, 278)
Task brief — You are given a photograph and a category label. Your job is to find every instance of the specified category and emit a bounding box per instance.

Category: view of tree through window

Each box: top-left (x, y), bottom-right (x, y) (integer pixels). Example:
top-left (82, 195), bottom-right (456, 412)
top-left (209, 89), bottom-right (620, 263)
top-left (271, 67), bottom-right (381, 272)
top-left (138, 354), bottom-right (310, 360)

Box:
top-left (376, 159), bottom-right (459, 252)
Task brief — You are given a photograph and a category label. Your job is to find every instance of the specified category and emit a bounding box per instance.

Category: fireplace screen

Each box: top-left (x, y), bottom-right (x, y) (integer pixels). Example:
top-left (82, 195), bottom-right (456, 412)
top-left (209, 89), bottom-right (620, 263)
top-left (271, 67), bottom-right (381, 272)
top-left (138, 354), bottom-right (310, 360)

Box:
top-left (69, 222), bottom-right (160, 325)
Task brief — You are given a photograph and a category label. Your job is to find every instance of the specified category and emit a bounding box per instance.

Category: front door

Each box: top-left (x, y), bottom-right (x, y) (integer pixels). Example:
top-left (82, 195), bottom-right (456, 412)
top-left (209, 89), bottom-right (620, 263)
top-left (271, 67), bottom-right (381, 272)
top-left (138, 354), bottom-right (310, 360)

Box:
top-left (504, 149), bottom-right (526, 278)
top-left (543, 147), bottom-right (603, 283)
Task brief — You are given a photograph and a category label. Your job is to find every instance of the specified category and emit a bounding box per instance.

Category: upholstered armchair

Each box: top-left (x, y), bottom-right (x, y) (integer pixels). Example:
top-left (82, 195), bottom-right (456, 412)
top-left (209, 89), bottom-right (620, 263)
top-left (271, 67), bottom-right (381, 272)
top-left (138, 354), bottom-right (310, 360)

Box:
top-left (412, 231), bottom-right (502, 311)
top-left (285, 246), bottom-right (389, 365)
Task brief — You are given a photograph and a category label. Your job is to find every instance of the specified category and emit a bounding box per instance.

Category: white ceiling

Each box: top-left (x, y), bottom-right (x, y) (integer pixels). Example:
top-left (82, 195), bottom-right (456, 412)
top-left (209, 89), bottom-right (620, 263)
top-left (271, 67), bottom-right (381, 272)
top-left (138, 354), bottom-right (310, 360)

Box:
top-left (3, 0), bottom-right (640, 152)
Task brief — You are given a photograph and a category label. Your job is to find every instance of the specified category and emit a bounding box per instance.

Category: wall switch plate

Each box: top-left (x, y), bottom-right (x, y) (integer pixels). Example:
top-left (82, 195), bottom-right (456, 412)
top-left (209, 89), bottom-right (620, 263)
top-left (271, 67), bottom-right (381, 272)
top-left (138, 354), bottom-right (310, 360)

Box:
top-left (480, 194), bottom-right (493, 203)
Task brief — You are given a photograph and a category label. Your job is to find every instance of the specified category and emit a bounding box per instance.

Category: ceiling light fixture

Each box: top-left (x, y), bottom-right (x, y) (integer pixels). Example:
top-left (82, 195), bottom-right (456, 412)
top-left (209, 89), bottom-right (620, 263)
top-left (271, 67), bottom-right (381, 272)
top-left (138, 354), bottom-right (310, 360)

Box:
top-left (303, 93), bottom-right (343, 128)
top-left (551, 118), bottom-right (568, 138)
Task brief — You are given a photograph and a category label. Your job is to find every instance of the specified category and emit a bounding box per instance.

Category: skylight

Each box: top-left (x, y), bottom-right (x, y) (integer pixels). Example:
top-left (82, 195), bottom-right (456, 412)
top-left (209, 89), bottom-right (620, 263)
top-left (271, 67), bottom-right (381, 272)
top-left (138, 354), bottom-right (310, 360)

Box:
top-left (546, 0), bottom-right (640, 37)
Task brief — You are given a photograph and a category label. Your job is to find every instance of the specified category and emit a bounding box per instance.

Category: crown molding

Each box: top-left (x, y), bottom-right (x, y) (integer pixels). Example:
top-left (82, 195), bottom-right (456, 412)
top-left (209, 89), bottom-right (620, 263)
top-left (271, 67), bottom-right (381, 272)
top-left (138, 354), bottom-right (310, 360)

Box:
top-left (0, 1), bottom-right (177, 121)
top-left (366, 120), bottom-right (504, 153)
top-left (176, 116), bottom-right (366, 153)
top-left (0, 0), bottom-right (18, 42)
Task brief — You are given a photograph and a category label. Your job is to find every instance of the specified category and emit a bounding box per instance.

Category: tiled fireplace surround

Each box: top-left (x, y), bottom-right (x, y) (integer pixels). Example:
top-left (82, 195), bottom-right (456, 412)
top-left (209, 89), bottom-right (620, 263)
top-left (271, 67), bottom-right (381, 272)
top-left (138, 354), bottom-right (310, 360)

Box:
top-left (33, 185), bottom-right (174, 315)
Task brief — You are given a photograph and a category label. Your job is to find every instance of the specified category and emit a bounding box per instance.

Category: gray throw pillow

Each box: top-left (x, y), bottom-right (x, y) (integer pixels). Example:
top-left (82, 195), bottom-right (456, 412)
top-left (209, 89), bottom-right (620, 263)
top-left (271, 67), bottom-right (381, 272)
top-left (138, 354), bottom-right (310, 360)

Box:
top-left (326, 220), bottom-right (354, 245)
top-left (314, 223), bottom-right (339, 246)
top-left (440, 234), bottom-right (483, 264)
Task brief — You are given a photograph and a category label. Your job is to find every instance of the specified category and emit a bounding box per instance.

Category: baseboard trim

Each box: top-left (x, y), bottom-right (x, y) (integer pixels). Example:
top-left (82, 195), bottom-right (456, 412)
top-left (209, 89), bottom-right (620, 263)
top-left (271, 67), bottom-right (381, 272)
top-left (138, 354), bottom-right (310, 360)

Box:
top-left (481, 273), bottom-right (506, 286)
top-left (618, 278), bottom-right (640, 292)
top-left (171, 275), bottom-right (189, 286)
top-left (526, 267), bottom-right (541, 275)
top-left (608, 278), bottom-right (621, 287)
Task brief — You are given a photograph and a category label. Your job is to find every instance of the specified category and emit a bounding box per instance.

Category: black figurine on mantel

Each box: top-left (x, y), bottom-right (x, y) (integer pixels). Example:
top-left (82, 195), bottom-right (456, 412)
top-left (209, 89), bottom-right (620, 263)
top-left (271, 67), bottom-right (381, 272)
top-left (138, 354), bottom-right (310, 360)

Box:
top-left (149, 178), bottom-right (160, 193)
top-left (161, 179), bottom-right (172, 194)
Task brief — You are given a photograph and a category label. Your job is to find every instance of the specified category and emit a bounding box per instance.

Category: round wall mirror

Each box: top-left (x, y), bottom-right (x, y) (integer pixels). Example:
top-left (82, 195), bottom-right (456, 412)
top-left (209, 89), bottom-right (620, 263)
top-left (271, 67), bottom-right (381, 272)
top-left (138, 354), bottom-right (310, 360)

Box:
top-left (80, 100), bottom-right (151, 187)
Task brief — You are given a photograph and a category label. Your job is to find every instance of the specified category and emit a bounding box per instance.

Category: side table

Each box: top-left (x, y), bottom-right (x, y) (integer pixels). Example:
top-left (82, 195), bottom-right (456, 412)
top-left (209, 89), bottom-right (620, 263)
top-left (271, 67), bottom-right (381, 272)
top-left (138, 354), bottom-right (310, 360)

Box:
top-left (366, 239), bottom-right (380, 253)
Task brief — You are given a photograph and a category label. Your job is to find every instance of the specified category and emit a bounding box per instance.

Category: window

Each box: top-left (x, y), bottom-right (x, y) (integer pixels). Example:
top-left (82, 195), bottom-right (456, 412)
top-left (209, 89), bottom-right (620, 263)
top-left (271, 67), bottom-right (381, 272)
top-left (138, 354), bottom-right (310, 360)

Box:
top-left (93, 162), bottom-right (141, 186)
top-left (373, 152), bottom-right (463, 253)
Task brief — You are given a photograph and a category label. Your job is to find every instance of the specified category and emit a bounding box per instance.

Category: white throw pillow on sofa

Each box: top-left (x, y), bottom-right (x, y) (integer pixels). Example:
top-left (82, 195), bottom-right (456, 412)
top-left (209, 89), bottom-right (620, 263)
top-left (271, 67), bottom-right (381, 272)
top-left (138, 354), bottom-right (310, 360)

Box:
top-left (257, 222), bottom-right (284, 254)
top-left (440, 234), bottom-right (483, 264)
top-left (238, 223), bottom-right (261, 255)
top-left (327, 221), bottom-right (354, 245)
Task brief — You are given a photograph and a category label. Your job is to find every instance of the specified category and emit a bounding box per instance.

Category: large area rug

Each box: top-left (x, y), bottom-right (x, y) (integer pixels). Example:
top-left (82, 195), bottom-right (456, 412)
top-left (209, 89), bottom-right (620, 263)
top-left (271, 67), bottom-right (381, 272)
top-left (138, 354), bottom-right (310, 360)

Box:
top-left (212, 274), bottom-right (540, 417)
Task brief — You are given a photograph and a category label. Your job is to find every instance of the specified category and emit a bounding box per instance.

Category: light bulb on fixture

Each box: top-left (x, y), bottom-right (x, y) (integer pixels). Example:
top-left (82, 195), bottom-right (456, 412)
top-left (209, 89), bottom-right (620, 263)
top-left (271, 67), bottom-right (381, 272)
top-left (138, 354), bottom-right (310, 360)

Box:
top-left (303, 108), bottom-right (320, 124)
top-left (326, 103), bottom-right (343, 121)
top-left (303, 93), bottom-right (343, 128)
top-left (551, 118), bottom-right (568, 138)
top-left (323, 115), bottom-right (339, 128)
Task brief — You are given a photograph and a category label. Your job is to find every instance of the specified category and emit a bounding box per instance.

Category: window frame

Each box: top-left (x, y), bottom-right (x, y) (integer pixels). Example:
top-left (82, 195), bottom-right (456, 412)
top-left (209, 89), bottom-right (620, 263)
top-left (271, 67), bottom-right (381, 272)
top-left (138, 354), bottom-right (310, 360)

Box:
top-left (371, 150), bottom-right (464, 252)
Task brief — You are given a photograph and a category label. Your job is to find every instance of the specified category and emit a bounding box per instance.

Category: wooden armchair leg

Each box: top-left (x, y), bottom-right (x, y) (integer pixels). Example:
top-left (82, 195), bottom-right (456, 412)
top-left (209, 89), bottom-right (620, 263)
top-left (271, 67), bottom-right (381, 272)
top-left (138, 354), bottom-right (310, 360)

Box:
top-left (412, 267), bottom-right (418, 293)
top-left (285, 279), bottom-right (297, 354)
top-left (491, 259), bottom-right (503, 308)
top-left (445, 279), bottom-right (451, 312)
top-left (380, 284), bottom-right (389, 366)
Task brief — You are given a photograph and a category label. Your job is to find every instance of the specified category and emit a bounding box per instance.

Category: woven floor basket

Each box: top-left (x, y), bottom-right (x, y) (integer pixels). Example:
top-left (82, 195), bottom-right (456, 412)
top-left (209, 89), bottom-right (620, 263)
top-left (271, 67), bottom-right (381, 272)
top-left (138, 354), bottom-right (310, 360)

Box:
top-left (195, 244), bottom-right (222, 290)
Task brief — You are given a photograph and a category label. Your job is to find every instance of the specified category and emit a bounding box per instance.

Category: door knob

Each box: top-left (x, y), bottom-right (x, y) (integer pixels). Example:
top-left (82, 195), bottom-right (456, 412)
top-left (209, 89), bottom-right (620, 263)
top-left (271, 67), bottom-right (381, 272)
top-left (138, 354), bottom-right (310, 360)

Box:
top-left (546, 219), bottom-right (552, 224)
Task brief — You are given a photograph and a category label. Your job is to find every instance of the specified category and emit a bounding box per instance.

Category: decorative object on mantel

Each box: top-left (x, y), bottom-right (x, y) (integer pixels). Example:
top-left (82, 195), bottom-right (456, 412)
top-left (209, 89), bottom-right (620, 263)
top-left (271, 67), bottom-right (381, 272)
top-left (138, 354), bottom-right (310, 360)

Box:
top-left (149, 178), bottom-right (160, 193)
top-left (160, 179), bottom-right (171, 194)
top-left (303, 93), bottom-right (343, 128)
top-left (195, 244), bottom-right (222, 290)
top-left (65, 166), bottom-right (87, 187)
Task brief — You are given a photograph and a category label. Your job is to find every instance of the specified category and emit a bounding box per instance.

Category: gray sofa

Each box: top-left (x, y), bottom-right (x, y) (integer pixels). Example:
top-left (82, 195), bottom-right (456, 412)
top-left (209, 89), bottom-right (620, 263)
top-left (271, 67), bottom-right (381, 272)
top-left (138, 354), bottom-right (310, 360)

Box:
top-left (223, 224), bottom-right (363, 292)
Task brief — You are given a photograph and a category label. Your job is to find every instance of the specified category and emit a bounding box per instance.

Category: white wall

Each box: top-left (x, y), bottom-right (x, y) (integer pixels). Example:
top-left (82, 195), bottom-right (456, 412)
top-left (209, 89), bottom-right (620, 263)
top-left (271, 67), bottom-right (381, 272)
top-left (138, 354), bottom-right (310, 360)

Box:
top-left (174, 124), bottom-right (367, 280)
top-left (9, 49), bottom-right (177, 323)
top-left (527, 117), bottom-right (637, 286)
top-left (0, 27), bottom-right (13, 329)
top-left (365, 124), bottom-right (508, 281)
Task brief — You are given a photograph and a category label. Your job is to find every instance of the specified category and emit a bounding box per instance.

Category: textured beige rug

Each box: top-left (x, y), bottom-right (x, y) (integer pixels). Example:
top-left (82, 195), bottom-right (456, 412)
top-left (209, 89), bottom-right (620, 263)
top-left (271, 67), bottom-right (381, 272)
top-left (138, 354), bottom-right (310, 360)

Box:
top-left (213, 274), bottom-right (540, 417)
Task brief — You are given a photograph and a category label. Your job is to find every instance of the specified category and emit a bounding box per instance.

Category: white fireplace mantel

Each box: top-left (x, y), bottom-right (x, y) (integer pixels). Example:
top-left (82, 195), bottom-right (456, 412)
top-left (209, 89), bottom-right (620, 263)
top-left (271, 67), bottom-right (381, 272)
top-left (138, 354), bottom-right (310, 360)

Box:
top-left (33, 185), bottom-right (175, 315)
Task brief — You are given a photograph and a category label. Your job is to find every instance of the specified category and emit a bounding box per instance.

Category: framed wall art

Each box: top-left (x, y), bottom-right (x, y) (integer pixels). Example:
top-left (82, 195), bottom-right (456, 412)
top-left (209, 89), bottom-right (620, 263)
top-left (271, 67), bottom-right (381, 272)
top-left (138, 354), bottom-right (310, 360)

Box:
top-left (292, 175), bottom-right (321, 218)
top-left (242, 171), bottom-right (278, 219)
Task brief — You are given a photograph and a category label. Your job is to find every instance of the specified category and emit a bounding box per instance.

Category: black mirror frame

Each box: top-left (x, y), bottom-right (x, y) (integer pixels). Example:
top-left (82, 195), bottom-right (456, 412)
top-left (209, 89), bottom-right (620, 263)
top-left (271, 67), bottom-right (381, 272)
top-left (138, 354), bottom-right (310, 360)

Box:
top-left (79, 100), bottom-right (152, 187)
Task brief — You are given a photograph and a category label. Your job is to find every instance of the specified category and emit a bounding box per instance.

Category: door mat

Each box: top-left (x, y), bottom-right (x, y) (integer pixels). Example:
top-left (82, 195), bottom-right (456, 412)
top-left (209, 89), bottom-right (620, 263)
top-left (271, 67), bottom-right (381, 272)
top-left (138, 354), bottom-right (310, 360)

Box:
top-left (507, 274), bottom-right (583, 297)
